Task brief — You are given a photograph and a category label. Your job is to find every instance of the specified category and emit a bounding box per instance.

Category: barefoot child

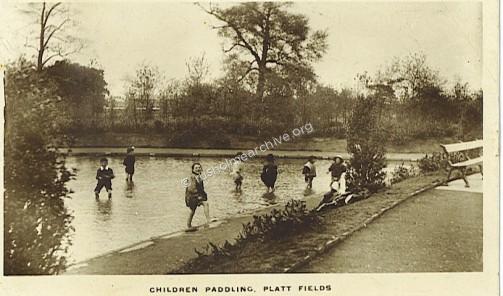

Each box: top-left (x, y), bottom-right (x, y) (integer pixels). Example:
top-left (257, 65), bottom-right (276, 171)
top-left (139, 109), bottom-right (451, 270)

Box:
top-left (123, 146), bottom-right (136, 182)
top-left (260, 154), bottom-right (278, 193)
top-left (302, 156), bottom-right (317, 189)
top-left (95, 158), bottom-right (115, 199)
top-left (231, 152), bottom-right (244, 192)
top-left (185, 162), bottom-right (210, 230)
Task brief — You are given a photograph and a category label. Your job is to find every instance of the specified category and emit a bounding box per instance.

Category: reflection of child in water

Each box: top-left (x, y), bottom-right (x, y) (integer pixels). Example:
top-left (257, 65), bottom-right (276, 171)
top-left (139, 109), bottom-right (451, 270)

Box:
top-left (260, 154), bottom-right (278, 193)
top-left (95, 158), bottom-right (115, 200)
top-left (231, 152), bottom-right (244, 192)
top-left (302, 156), bottom-right (317, 189)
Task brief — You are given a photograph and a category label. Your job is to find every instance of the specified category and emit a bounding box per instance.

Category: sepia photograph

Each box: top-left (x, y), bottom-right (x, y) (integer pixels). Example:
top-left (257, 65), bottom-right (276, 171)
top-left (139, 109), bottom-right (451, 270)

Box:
top-left (0, 0), bottom-right (499, 295)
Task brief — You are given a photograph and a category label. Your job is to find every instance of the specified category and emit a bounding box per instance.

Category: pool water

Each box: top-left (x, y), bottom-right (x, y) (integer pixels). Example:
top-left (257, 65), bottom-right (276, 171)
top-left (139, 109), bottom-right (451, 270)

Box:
top-left (64, 156), bottom-right (406, 263)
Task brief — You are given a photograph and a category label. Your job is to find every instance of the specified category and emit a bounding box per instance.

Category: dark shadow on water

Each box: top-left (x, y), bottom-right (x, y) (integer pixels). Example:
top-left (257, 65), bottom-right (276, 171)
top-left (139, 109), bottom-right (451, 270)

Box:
top-left (261, 192), bottom-right (278, 205)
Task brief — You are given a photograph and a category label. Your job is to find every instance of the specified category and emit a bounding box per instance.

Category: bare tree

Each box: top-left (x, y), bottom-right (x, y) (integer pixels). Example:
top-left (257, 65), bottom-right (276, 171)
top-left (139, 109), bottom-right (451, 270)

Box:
top-left (185, 53), bottom-right (210, 86)
top-left (127, 64), bottom-right (159, 121)
top-left (21, 2), bottom-right (82, 71)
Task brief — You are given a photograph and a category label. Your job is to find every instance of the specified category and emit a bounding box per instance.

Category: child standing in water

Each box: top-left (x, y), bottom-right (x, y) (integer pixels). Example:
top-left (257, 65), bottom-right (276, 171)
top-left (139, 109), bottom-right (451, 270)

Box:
top-left (328, 155), bottom-right (346, 190)
top-left (302, 156), bottom-right (317, 189)
top-left (260, 154), bottom-right (278, 193)
top-left (95, 158), bottom-right (115, 199)
top-left (123, 146), bottom-right (136, 182)
top-left (185, 162), bottom-right (210, 231)
top-left (231, 152), bottom-right (244, 192)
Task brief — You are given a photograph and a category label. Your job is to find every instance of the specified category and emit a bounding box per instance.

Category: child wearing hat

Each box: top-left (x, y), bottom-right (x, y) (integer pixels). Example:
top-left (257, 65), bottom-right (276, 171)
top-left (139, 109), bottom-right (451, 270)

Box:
top-left (328, 155), bottom-right (346, 188)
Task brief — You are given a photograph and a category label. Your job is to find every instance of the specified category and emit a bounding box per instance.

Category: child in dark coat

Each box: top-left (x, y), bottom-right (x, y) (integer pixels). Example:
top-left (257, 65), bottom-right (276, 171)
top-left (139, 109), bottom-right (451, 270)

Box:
top-left (328, 155), bottom-right (346, 187)
top-left (260, 154), bottom-right (278, 193)
top-left (123, 146), bottom-right (136, 182)
top-left (95, 158), bottom-right (115, 199)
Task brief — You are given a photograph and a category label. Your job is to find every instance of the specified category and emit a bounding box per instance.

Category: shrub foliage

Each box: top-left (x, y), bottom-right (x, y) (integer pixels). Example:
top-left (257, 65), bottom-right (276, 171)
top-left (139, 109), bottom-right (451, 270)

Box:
top-left (345, 96), bottom-right (387, 193)
top-left (191, 200), bottom-right (322, 261)
top-left (4, 59), bottom-right (75, 275)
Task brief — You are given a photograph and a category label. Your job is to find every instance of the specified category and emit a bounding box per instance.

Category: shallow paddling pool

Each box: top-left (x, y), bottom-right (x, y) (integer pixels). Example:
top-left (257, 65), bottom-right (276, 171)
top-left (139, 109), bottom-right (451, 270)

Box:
top-left (65, 156), bottom-right (409, 263)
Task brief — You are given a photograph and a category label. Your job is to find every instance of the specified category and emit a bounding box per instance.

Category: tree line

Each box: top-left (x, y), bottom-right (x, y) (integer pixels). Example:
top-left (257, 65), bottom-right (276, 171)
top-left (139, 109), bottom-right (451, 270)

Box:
top-left (98, 52), bottom-right (481, 146)
top-left (3, 2), bottom-right (482, 275)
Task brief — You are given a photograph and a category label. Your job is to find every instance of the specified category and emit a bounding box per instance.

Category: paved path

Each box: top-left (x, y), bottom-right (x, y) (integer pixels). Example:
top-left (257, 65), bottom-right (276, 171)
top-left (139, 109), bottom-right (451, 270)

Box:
top-left (63, 147), bottom-right (424, 161)
top-left (300, 174), bottom-right (483, 272)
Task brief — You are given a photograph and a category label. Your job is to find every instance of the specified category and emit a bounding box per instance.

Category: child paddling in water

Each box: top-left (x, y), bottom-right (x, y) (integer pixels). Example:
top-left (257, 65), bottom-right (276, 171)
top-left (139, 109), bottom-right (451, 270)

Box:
top-left (95, 158), bottom-right (115, 200)
top-left (123, 146), bottom-right (136, 182)
top-left (231, 152), bottom-right (244, 192)
top-left (302, 156), bottom-right (317, 190)
top-left (328, 155), bottom-right (346, 188)
top-left (185, 162), bottom-right (210, 231)
top-left (260, 154), bottom-right (278, 193)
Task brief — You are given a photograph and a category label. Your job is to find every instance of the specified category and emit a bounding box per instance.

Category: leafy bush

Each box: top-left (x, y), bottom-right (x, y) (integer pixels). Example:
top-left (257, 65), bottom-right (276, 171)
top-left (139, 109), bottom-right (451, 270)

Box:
top-left (389, 163), bottom-right (418, 185)
top-left (240, 200), bottom-right (321, 241)
top-left (4, 59), bottom-right (75, 275)
top-left (193, 200), bottom-right (322, 259)
top-left (345, 96), bottom-right (387, 193)
top-left (417, 152), bottom-right (448, 173)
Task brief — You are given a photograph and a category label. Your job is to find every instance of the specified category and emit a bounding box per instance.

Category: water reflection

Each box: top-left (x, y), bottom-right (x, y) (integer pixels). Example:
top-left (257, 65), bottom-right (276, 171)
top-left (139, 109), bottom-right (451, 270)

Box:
top-left (303, 187), bottom-right (315, 196)
top-left (95, 199), bottom-right (112, 221)
top-left (261, 192), bottom-right (278, 204)
top-left (125, 181), bottom-right (135, 198)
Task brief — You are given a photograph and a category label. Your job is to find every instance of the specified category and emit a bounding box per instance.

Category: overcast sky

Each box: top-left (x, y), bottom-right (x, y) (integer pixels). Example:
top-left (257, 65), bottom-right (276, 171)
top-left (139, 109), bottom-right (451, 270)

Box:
top-left (0, 1), bottom-right (482, 96)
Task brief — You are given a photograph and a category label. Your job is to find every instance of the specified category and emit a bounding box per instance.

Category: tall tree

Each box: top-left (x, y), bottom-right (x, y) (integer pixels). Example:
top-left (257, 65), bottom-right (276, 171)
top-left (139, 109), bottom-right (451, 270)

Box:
top-left (45, 60), bottom-right (109, 129)
top-left (200, 2), bottom-right (328, 100)
top-left (185, 53), bottom-right (210, 87)
top-left (376, 52), bottom-right (444, 101)
top-left (22, 2), bottom-right (82, 71)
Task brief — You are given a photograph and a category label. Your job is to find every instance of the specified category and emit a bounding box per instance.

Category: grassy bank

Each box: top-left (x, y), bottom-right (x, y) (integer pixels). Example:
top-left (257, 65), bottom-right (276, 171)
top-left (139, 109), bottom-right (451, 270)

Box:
top-left (70, 132), bottom-right (456, 154)
top-left (174, 171), bottom-right (446, 273)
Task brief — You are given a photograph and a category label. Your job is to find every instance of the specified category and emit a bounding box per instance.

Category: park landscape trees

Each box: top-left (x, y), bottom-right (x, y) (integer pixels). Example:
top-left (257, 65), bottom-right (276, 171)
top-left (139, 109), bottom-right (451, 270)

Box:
top-left (199, 2), bottom-right (328, 101)
top-left (4, 58), bottom-right (75, 275)
top-left (20, 2), bottom-right (83, 72)
top-left (3, 2), bottom-right (483, 274)
top-left (4, 2), bottom-right (106, 275)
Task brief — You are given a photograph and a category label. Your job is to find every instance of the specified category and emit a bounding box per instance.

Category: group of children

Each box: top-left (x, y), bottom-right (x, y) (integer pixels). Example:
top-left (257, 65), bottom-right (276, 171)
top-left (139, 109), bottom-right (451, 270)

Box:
top-left (93, 148), bottom-right (347, 231)
top-left (228, 152), bottom-right (279, 194)
top-left (94, 146), bottom-right (136, 199)
top-left (303, 155), bottom-right (347, 190)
